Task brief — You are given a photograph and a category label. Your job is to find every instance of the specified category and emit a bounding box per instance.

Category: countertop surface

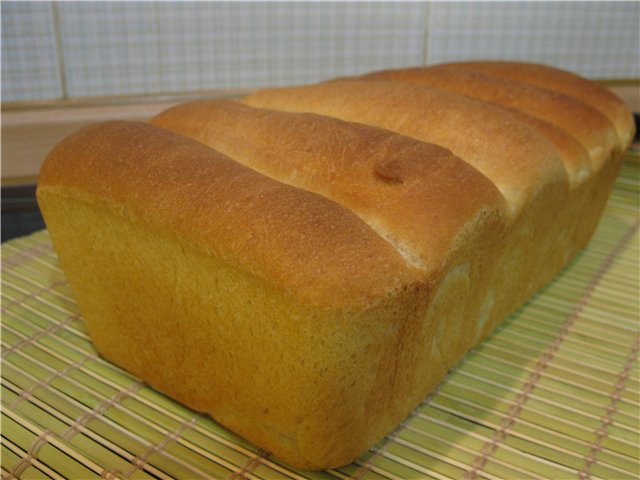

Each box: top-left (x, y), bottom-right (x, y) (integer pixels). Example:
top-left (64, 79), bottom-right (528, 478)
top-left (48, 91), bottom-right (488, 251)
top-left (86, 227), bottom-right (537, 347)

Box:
top-left (1, 83), bottom-right (638, 186)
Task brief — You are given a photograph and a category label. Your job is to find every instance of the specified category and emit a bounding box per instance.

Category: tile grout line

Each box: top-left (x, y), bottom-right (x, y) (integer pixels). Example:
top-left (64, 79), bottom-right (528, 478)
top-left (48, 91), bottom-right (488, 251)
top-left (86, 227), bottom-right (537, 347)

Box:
top-left (50, 1), bottom-right (68, 99)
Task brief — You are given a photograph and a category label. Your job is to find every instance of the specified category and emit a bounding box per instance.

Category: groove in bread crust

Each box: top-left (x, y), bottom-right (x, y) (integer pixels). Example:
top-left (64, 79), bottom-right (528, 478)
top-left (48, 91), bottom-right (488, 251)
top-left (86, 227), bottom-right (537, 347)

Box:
top-left (361, 67), bottom-right (620, 186)
top-left (152, 99), bottom-right (508, 275)
top-left (439, 60), bottom-right (636, 150)
top-left (242, 79), bottom-right (570, 217)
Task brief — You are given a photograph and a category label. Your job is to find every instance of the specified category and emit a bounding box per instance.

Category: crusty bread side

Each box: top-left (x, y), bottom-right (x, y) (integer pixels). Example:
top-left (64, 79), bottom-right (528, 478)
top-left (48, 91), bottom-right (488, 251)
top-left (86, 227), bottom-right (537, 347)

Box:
top-left (349, 67), bottom-right (628, 318)
top-left (435, 60), bottom-right (635, 150)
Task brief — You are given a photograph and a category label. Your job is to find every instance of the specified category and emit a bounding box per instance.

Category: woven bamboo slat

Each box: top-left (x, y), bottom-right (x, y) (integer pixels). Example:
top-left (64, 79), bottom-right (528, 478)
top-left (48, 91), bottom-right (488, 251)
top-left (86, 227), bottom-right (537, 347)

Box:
top-left (1, 157), bottom-right (639, 479)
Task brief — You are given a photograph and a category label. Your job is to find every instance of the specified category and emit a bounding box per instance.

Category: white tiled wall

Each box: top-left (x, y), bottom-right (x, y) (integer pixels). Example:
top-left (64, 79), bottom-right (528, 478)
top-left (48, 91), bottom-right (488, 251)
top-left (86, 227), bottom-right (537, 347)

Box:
top-left (2, 1), bottom-right (62, 101)
top-left (2, 1), bottom-right (638, 102)
top-left (57, 2), bottom-right (426, 97)
top-left (427, 1), bottom-right (640, 79)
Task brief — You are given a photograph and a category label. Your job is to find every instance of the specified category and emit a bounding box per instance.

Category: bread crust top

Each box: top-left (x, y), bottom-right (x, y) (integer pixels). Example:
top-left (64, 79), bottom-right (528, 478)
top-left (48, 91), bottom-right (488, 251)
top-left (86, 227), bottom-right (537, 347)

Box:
top-left (439, 60), bottom-right (635, 149)
top-left (243, 79), bottom-right (570, 216)
top-left (361, 66), bottom-right (619, 184)
top-left (37, 121), bottom-right (424, 309)
top-left (152, 100), bottom-right (508, 275)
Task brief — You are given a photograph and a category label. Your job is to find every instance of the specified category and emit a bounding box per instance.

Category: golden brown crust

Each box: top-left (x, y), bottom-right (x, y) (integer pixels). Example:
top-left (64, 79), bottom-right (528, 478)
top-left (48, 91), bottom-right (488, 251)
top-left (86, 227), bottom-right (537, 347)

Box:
top-left (148, 101), bottom-right (510, 467)
top-left (503, 111), bottom-right (594, 188)
top-left (242, 79), bottom-right (569, 216)
top-left (439, 60), bottom-right (636, 150)
top-left (362, 67), bottom-right (619, 184)
top-left (152, 99), bottom-right (507, 274)
top-left (36, 61), bottom-right (633, 470)
top-left (37, 121), bottom-right (421, 308)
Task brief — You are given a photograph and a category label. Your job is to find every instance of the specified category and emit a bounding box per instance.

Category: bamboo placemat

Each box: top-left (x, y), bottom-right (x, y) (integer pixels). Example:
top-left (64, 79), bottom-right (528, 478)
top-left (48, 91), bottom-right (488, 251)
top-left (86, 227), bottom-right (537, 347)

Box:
top-left (1, 158), bottom-right (639, 479)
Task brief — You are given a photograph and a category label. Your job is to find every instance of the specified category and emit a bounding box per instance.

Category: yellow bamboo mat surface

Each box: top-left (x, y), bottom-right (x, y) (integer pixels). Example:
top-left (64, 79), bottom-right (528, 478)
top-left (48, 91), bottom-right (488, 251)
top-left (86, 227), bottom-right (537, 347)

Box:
top-left (2, 159), bottom-right (639, 480)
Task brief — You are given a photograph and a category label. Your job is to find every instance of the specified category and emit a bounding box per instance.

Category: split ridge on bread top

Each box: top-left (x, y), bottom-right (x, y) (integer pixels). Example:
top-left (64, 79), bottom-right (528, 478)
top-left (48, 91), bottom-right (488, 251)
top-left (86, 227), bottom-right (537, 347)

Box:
top-left (37, 61), bottom-right (634, 469)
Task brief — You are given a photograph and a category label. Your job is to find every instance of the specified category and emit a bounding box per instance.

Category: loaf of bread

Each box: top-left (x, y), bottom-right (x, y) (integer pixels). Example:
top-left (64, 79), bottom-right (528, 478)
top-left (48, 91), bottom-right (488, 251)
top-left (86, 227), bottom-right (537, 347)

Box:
top-left (37, 62), bottom-right (634, 470)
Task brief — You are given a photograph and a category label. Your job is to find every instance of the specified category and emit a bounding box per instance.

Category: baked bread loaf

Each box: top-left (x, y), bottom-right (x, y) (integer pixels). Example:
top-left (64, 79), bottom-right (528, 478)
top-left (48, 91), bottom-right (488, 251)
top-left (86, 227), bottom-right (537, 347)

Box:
top-left (37, 62), bottom-right (634, 470)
